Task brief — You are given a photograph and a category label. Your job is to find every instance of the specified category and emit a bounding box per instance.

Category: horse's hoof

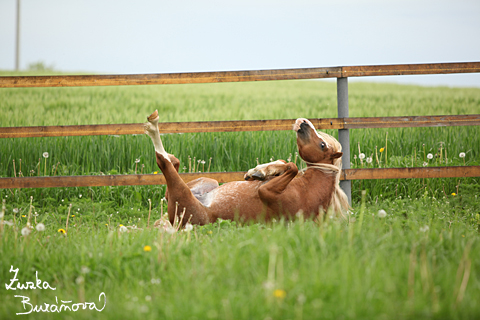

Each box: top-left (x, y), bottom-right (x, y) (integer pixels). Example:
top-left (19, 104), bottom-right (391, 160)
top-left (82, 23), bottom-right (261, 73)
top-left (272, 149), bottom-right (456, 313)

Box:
top-left (147, 110), bottom-right (159, 123)
top-left (252, 172), bottom-right (265, 180)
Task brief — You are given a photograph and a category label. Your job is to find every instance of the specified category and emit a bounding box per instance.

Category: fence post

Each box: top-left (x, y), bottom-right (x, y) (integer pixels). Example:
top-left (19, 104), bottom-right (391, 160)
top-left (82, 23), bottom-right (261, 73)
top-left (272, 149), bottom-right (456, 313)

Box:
top-left (337, 77), bottom-right (352, 205)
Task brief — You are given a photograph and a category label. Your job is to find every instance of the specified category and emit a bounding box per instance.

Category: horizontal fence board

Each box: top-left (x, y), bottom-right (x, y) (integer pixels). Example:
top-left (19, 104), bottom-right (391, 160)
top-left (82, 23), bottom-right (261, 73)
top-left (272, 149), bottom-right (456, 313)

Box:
top-left (343, 62), bottom-right (480, 77)
top-left (1, 115), bottom-right (479, 138)
top-left (1, 62), bottom-right (479, 88)
top-left (1, 166), bottom-right (478, 189)
top-left (343, 166), bottom-right (480, 180)
top-left (343, 114), bottom-right (480, 129)
top-left (0, 67), bottom-right (342, 88)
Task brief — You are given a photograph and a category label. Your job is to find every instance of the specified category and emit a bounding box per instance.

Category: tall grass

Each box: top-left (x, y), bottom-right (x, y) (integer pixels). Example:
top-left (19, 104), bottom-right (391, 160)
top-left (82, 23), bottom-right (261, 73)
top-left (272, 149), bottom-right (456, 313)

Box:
top-left (1, 79), bottom-right (479, 205)
top-left (1, 196), bottom-right (479, 320)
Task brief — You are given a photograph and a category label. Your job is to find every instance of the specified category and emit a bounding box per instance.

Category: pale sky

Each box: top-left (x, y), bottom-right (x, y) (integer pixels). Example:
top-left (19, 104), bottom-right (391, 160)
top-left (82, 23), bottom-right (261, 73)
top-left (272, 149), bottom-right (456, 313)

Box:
top-left (1, 0), bottom-right (479, 87)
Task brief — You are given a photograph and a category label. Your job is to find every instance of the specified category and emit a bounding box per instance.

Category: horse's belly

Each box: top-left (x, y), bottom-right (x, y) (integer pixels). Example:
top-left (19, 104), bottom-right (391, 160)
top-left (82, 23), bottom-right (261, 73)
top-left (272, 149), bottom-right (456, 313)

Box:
top-left (206, 180), bottom-right (265, 221)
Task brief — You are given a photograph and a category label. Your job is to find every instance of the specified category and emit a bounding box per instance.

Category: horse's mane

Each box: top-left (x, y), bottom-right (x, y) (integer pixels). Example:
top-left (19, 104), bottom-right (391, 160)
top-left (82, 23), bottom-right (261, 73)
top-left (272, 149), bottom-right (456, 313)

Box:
top-left (306, 131), bottom-right (350, 219)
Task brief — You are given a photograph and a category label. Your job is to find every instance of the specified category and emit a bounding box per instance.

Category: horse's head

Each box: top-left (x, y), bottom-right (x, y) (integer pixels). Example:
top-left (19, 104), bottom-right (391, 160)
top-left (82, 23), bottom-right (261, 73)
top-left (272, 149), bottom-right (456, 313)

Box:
top-left (293, 118), bottom-right (343, 165)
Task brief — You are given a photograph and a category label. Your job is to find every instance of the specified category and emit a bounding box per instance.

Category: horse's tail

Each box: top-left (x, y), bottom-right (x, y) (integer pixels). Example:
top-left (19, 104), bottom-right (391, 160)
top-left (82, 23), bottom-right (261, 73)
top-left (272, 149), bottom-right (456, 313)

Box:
top-left (329, 159), bottom-right (350, 220)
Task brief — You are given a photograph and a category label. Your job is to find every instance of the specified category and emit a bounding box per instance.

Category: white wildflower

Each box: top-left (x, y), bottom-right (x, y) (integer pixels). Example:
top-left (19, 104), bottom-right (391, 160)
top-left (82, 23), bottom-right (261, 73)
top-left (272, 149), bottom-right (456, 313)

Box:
top-left (165, 225), bottom-right (176, 234)
top-left (366, 157), bottom-right (373, 164)
top-left (423, 162), bottom-right (428, 167)
top-left (13, 208), bottom-right (19, 214)
top-left (43, 152), bottom-right (49, 158)
top-left (135, 158), bottom-right (140, 163)
top-left (21, 227), bottom-right (31, 236)
top-left (359, 153), bottom-right (365, 160)
top-left (81, 266), bottom-right (90, 274)
top-left (419, 225), bottom-right (429, 233)
top-left (79, 194), bottom-right (82, 198)
top-left (427, 153), bottom-right (433, 159)
top-left (36, 223), bottom-right (45, 232)
top-left (119, 226), bottom-right (128, 233)
top-left (377, 209), bottom-right (387, 218)
top-left (459, 152), bottom-right (466, 158)
top-left (185, 223), bottom-right (193, 232)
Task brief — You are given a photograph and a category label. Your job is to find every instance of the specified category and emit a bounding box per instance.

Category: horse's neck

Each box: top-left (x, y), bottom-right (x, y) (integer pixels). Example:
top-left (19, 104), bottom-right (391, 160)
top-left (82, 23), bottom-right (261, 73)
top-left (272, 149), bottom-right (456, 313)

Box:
top-left (300, 167), bottom-right (336, 186)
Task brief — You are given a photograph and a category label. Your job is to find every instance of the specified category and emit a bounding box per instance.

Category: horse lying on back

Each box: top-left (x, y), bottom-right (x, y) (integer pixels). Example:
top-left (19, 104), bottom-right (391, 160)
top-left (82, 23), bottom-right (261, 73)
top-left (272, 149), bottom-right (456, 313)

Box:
top-left (144, 110), bottom-right (349, 225)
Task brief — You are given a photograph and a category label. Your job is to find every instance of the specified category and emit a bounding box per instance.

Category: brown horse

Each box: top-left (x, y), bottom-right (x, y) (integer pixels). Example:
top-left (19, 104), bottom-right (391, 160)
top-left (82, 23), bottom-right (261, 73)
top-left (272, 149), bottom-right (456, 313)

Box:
top-left (144, 111), bottom-right (349, 225)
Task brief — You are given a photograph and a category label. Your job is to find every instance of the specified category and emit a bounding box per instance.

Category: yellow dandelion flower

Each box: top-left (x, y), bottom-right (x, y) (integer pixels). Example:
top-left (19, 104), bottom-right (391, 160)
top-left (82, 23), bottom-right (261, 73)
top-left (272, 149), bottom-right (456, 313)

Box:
top-left (58, 228), bottom-right (66, 234)
top-left (71, 215), bottom-right (75, 217)
top-left (207, 231), bottom-right (213, 234)
top-left (143, 245), bottom-right (152, 252)
top-left (154, 171), bottom-right (158, 174)
top-left (119, 224), bottom-right (124, 227)
top-left (379, 148), bottom-right (385, 153)
top-left (451, 193), bottom-right (456, 196)
top-left (273, 289), bottom-right (287, 299)
top-left (22, 215), bottom-right (26, 218)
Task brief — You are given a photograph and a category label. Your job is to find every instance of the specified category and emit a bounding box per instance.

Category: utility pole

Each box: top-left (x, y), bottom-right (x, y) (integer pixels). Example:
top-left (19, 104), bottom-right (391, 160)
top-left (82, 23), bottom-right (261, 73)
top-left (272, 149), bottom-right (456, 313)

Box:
top-left (15, 0), bottom-right (21, 71)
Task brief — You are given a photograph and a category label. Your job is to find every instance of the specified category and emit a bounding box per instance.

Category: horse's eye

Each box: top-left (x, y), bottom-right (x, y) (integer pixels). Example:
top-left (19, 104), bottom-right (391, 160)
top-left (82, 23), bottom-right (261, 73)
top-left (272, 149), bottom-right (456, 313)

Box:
top-left (320, 142), bottom-right (326, 149)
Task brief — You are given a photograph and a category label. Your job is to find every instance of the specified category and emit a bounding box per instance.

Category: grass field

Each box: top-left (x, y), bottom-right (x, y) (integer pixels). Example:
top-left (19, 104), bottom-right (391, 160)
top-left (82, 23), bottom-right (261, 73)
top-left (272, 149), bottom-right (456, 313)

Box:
top-left (1, 72), bottom-right (480, 319)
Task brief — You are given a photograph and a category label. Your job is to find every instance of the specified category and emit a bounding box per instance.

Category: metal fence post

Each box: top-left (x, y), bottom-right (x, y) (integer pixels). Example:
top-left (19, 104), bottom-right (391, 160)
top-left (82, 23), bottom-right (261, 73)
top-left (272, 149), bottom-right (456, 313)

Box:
top-left (337, 77), bottom-right (352, 205)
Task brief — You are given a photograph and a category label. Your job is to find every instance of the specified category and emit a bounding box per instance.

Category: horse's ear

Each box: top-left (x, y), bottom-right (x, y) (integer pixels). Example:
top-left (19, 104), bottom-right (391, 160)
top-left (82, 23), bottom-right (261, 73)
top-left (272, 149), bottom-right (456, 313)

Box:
top-left (332, 152), bottom-right (343, 159)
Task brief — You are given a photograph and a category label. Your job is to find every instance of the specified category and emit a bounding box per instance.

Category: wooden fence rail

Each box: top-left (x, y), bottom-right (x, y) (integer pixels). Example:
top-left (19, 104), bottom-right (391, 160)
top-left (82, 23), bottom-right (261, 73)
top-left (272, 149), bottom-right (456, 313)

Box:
top-left (1, 166), bottom-right (479, 189)
top-left (1, 114), bottom-right (479, 138)
top-left (1, 62), bottom-right (480, 88)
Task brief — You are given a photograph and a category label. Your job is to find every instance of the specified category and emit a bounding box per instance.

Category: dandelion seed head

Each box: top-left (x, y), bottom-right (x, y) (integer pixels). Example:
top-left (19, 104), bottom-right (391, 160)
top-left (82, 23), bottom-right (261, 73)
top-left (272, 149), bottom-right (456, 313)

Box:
top-left (36, 223), bottom-right (45, 232)
top-left (423, 162), bottom-right (428, 167)
top-left (43, 152), bottom-right (49, 159)
top-left (13, 208), bottom-right (19, 214)
top-left (135, 158), bottom-right (140, 163)
top-left (359, 153), bottom-right (365, 159)
top-left (21, 227), bottom-right (31, 236)
top-left (377, 209), bottom-right (387, 218)
top-left (419, 225), bottom-right (429, 233)
top-left (459, 152), bottom-right (466, 158)
top-left (427, 153), bottom-right (433, 159)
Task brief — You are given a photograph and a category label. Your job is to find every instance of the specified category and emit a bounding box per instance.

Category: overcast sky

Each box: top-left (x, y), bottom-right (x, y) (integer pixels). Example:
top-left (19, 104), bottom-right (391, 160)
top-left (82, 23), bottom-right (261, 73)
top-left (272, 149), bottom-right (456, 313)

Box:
top-left (1, 0), bottom-right (479, 87)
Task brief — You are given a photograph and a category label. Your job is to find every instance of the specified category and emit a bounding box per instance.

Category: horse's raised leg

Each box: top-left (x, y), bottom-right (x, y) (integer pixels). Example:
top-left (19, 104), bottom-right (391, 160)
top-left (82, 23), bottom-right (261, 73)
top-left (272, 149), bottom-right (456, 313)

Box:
top-left (145, 111), bottom-right (213, 225)
top-left (244, 160), bottom-right (288, 181)
top-left (257, 162), bottom-right (299, 216)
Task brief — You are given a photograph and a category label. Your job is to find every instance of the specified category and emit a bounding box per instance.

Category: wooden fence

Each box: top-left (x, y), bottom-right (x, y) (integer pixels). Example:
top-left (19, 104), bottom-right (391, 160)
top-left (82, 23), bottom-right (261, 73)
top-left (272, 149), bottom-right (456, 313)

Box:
top-left (1, 61), bottom-right (480, 200)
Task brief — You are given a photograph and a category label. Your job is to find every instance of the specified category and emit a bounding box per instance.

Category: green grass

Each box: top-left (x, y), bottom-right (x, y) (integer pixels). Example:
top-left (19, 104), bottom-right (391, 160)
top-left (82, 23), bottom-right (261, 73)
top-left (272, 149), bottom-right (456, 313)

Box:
top-left (1, 73), bottom-right (480, 319)
top-left (1, 196), bottom-right (479, 320)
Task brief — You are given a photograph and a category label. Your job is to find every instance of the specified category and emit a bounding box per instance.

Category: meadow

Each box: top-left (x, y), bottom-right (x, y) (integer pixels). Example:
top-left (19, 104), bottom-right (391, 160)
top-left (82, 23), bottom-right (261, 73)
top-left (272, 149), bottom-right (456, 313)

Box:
top-left (1, 72), bottom-right (480, 319)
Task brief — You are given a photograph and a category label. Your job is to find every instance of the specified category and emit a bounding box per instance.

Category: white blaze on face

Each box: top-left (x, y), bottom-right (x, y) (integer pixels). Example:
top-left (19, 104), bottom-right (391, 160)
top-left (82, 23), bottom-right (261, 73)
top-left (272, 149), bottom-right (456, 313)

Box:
top-left (293, 118), bottom-right (330, 148)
